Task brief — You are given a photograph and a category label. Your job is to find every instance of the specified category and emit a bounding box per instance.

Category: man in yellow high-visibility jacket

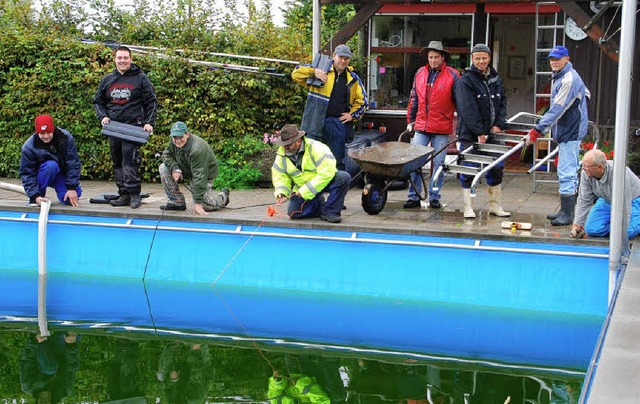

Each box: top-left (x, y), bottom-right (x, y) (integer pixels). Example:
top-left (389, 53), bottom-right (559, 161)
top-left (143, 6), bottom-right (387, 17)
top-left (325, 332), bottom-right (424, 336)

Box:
top-left (272, 124), bottom-right (351, 223)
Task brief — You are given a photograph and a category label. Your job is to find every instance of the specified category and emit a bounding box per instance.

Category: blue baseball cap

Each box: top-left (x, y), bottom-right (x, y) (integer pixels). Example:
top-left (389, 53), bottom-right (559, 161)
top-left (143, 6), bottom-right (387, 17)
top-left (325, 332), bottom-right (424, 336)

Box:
top-left (548, 45), bottom-right (569, 59)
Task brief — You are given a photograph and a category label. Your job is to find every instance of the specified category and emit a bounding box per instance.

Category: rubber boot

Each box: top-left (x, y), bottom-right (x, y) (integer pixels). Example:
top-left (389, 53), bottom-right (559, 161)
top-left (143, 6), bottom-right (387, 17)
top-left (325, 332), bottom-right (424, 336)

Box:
top-left (551, 193), bottom-right (576, 226)
top-left (487, 185), bottom-right (511, 217)
top-left (463, 188), bottom-right (476, 219)
top-left (547, 209), bottom-right (561, 221)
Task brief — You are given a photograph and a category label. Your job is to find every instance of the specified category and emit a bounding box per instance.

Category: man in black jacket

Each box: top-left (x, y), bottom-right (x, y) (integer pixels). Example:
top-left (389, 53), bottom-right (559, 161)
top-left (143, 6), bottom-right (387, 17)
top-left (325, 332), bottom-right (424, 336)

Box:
top-left (93, 45), bottom-right (157, 209)
top-left (19, 115), bottom-right (82, 207)
top-left (455, 43), bottom-right (510, 219)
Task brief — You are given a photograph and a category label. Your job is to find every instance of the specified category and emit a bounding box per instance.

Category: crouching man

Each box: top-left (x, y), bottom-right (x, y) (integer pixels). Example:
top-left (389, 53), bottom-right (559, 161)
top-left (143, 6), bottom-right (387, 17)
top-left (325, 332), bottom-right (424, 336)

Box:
top-left (272, 124), bottom-right (350, 223)
top-left (159, 121), bottom-right (229, 216)
top-left (571, 149), bottom-right (640, 239)
top-left (19, 115), bottom-right (82, 207)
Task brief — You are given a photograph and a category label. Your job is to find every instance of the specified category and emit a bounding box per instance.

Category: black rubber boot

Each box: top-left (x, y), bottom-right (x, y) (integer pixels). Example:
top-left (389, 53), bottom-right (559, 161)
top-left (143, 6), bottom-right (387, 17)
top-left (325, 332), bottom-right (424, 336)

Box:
top-left (551, 193), bottom-right (576, 226)
top-left (547, 209), bottom-right (561, 221)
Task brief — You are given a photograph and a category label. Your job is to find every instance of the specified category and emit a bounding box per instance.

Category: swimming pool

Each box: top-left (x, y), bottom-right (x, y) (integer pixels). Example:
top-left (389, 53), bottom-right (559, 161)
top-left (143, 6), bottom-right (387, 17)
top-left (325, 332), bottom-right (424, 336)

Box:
top-left (0, 210), bottom-right (610, 371)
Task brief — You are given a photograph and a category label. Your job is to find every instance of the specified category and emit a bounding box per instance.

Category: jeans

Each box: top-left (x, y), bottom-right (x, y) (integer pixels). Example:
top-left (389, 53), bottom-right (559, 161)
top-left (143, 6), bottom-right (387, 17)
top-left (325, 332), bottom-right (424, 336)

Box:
top-left (585, 196), bottom-right (640, 239)
top-left (557, 140), bottom-right (580, 195)
top-left (407, 131), bottom-right (449, 202)
top-left (37, 160), bottom-right (83, 204)
top-left (288, 171), bottom-right (351, 219)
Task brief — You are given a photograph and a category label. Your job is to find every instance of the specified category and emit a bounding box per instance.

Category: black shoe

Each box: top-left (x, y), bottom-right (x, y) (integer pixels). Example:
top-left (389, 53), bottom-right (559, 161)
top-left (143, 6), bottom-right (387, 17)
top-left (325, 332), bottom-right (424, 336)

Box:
top-left (222, 188), bottom-right (230, 207)
top-left (403, 199), bottom-right (420, 209)
top-left (320, 214), bottom-right (341, 223)
top-left (110, 195), bottom-right (131, 207)
top-left (429, 199), bottom-right (442, 209)
top-left (160, 203), bottom-right (187, 211)
top-left (130, 194), bottom-right (142, 209)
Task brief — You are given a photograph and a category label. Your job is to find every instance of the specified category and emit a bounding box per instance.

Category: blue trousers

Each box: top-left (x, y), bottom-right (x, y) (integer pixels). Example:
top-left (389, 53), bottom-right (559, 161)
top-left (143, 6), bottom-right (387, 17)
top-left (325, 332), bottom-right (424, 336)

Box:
top-left (288, 171), bottom-right (351, 219)
top-left (407, 131), bottom-right (450, 202)
top-left (316, 116), bottom-right (349, 171)
top-left (585, 197), bottom-right (640, 239)
top-left (37, 160), bottom-right (82, 204)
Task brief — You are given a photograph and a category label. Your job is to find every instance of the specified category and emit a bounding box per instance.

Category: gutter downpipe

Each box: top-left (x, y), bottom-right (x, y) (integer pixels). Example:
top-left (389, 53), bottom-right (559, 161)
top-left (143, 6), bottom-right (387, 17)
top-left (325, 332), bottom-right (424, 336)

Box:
top-left (312, 0), bottom-right (321, 56)
top-left (608, 0), bottom-right (636, 303)
top-left (38, 200), bottom-right (52, 337)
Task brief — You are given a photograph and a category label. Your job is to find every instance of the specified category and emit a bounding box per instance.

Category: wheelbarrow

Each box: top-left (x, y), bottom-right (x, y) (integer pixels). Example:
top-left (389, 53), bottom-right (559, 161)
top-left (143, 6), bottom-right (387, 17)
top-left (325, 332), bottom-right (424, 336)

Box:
top-left (348, 141), bottom-right (435, 215)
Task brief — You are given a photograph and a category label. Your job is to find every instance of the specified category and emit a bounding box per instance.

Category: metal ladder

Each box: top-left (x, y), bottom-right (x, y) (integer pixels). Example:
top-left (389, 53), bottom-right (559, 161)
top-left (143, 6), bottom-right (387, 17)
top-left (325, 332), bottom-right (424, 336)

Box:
top-left (530, 3), bottom-right (566, 190)
top-left (431, 132), bottom-right (526, 197)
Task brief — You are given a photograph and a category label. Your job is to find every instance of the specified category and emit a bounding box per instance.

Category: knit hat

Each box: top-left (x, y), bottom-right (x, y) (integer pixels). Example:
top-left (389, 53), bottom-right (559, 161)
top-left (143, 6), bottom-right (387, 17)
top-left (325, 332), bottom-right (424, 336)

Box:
top-left (35, 115), bottom-right (54, 133)
top-left (170, 121), bottom-right (188, 137)
top-left (471, 43), bottom-right (492, 55)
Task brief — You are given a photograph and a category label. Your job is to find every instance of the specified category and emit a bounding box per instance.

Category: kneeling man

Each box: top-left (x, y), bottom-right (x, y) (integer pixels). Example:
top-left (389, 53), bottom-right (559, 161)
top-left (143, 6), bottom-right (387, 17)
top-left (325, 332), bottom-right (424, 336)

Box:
top-left (19, 115), bottom-right (82, 207)
top-left (159, 121), bottom-right (229, 216)
top-left (571, 149), bottom-right (640, 239)
top-left (272, 124), bottom-right (350, 223)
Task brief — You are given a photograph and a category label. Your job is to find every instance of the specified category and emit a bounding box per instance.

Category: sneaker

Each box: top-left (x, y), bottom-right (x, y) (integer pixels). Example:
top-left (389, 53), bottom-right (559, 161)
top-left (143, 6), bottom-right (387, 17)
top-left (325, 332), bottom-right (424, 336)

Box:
top-left (130, 194), bottom-right (142, 209)
top-left (110, 195), bottom-right (131, 207)
top-left (222, 188), bottom-right (230, 207)
top-left (429, 199), bottom-right (442, 209)
top-left (403, 199), bottom-right (420, 209)
top-left (320, 214), bottom-right (341, 223)
top-left (160, 202), bottom-right (187, 211)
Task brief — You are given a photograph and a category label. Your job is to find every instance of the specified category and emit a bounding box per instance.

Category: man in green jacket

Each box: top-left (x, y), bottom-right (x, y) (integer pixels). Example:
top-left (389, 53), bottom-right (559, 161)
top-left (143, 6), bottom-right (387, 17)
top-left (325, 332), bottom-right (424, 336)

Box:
top-left (159, 121), bottom-right (229, 215)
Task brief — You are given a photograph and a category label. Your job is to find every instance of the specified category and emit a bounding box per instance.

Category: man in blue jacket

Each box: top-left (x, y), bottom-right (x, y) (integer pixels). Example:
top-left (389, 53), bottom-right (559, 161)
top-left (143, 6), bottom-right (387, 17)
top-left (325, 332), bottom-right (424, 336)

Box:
top-left (19, 115), bottom-right (82, 207)
top-left (526, 45), bottom-right (590, 226)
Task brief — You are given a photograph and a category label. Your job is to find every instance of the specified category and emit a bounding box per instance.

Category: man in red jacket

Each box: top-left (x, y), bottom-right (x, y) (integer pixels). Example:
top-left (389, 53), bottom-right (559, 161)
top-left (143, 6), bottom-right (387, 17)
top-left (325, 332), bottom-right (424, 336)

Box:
top-left (404, 41), bottom-right (460, 209)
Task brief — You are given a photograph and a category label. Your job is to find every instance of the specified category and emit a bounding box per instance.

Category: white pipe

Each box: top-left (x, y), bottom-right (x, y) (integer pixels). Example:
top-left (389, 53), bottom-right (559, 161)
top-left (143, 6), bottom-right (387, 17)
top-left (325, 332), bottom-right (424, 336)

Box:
top-left (607, 0), bottom-right (636, 303)
top-left (0, 181), bottom-right (26, 195)
top-left (37, 200), bottom-right (51, 337)
top-left (312, 0), bottom-right (321, 56)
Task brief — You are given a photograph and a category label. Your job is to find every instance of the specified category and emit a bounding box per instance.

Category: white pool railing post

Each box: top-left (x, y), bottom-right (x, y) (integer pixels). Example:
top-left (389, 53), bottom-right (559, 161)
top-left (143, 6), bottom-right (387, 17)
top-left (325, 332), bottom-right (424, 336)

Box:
top-left (38, 200), bottom-right (51, 337)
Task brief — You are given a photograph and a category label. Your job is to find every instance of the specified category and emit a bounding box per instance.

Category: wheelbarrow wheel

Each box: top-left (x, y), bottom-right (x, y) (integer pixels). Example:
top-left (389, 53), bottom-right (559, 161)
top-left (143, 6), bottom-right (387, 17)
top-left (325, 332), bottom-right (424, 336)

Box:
top-left (362, 180), bottom-right (387, 215)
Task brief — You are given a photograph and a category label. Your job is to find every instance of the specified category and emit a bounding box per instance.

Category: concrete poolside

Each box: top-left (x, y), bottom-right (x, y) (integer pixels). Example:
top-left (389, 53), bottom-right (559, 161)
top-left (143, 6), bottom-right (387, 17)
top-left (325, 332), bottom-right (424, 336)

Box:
top-left (1, 172), bottom-right (638, 402)
top-left (0, 172), bottom-right (609, 246)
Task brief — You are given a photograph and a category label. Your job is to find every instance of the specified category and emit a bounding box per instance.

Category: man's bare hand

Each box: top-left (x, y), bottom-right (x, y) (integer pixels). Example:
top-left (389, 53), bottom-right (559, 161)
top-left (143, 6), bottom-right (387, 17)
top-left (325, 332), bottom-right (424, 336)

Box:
top-left (101, 117), bottom-right (110, 126)
top-left (172, 171), bottom-right (183, 182)
top-left (194, 203), bottom-right (207, 216)
top-left (339, 112), bottom-right (353, 124)
top-left (276, 194), bottom-right (289, 205)
top-left (314, 68), bottom-right (328, 83)
top-left (570, 224), bottom-right (586, 238)
top-left (64, 190), bottom-right (79, 206)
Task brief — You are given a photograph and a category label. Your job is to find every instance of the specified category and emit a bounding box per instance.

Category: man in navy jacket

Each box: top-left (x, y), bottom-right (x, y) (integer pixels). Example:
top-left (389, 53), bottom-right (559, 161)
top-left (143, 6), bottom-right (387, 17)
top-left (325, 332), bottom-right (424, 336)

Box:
top-left (19, 115), bottom-right (82, 207)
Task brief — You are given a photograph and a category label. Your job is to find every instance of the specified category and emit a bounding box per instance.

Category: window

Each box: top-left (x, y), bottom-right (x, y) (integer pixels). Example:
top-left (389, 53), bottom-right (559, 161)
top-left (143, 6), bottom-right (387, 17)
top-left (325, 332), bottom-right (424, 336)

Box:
top-left (368, 14), bottom-right (473, 111)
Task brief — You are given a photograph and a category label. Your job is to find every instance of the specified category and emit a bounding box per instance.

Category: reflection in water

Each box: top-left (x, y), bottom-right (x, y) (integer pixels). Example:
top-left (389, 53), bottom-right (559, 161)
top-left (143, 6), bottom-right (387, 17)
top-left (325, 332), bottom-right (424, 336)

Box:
top-left (0, 327), bottom-right (582, 403)
top-left (19, 332), bottom-right (79, 404)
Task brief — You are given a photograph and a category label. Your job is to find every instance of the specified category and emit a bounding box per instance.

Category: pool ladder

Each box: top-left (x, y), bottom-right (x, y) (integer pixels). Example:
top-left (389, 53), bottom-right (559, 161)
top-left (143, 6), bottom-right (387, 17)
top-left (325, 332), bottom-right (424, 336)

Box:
top-left (431, 133), bottom-right (527, 196)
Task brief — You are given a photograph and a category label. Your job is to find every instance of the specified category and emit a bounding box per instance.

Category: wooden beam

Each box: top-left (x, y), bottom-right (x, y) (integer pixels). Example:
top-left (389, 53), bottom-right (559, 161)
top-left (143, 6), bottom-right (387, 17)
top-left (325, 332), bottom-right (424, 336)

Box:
top-left (320, 3), bottom-right (383, 55)
top-left (559, 1), bottom-right (619, 63)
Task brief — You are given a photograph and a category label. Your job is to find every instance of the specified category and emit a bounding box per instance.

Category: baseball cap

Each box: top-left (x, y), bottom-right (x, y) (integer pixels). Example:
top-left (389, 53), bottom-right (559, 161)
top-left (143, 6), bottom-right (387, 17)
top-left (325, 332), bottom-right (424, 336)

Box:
top-left (170, 121), bottom-right (188, 137)
top-left (334, 44), bottom-right (353, 58)
top-left (548, 45), bottom-right (569, 58)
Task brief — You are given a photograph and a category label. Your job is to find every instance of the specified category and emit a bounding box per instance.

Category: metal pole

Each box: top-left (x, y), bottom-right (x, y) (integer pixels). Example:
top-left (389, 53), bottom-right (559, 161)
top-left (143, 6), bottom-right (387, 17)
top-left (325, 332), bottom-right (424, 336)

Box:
top-left (312, 0), bottom-right (321, 56)
top-left (608, 0), bottom-right (636, 302)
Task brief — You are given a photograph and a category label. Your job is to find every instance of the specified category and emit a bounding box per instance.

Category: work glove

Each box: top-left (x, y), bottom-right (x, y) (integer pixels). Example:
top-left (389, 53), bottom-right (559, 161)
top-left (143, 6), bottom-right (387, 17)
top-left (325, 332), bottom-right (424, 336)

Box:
top-left (406, 123), bottom-right (414, 133)
top-left (525, 128), bottom-right (542, 147)
top-left (570, 224), bottom-right (587, 239)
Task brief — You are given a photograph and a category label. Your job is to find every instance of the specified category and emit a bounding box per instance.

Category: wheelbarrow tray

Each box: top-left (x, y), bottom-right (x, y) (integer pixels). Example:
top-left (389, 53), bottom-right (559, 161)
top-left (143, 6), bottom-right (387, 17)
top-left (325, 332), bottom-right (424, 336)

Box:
top-left (348, 142), bottom-right (434, 179)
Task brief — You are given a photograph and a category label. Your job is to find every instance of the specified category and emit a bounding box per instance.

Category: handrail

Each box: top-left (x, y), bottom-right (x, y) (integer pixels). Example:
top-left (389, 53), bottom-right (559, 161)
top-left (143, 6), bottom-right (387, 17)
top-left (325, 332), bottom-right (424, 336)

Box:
top-left (528, 144), bottom-right (559, 174)
top-left (37, 201), bottom-right (51, 337)
top-left (470, 141), bottom-right (526, 195)
top-left (0, 215), bottom-right (609, 259)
